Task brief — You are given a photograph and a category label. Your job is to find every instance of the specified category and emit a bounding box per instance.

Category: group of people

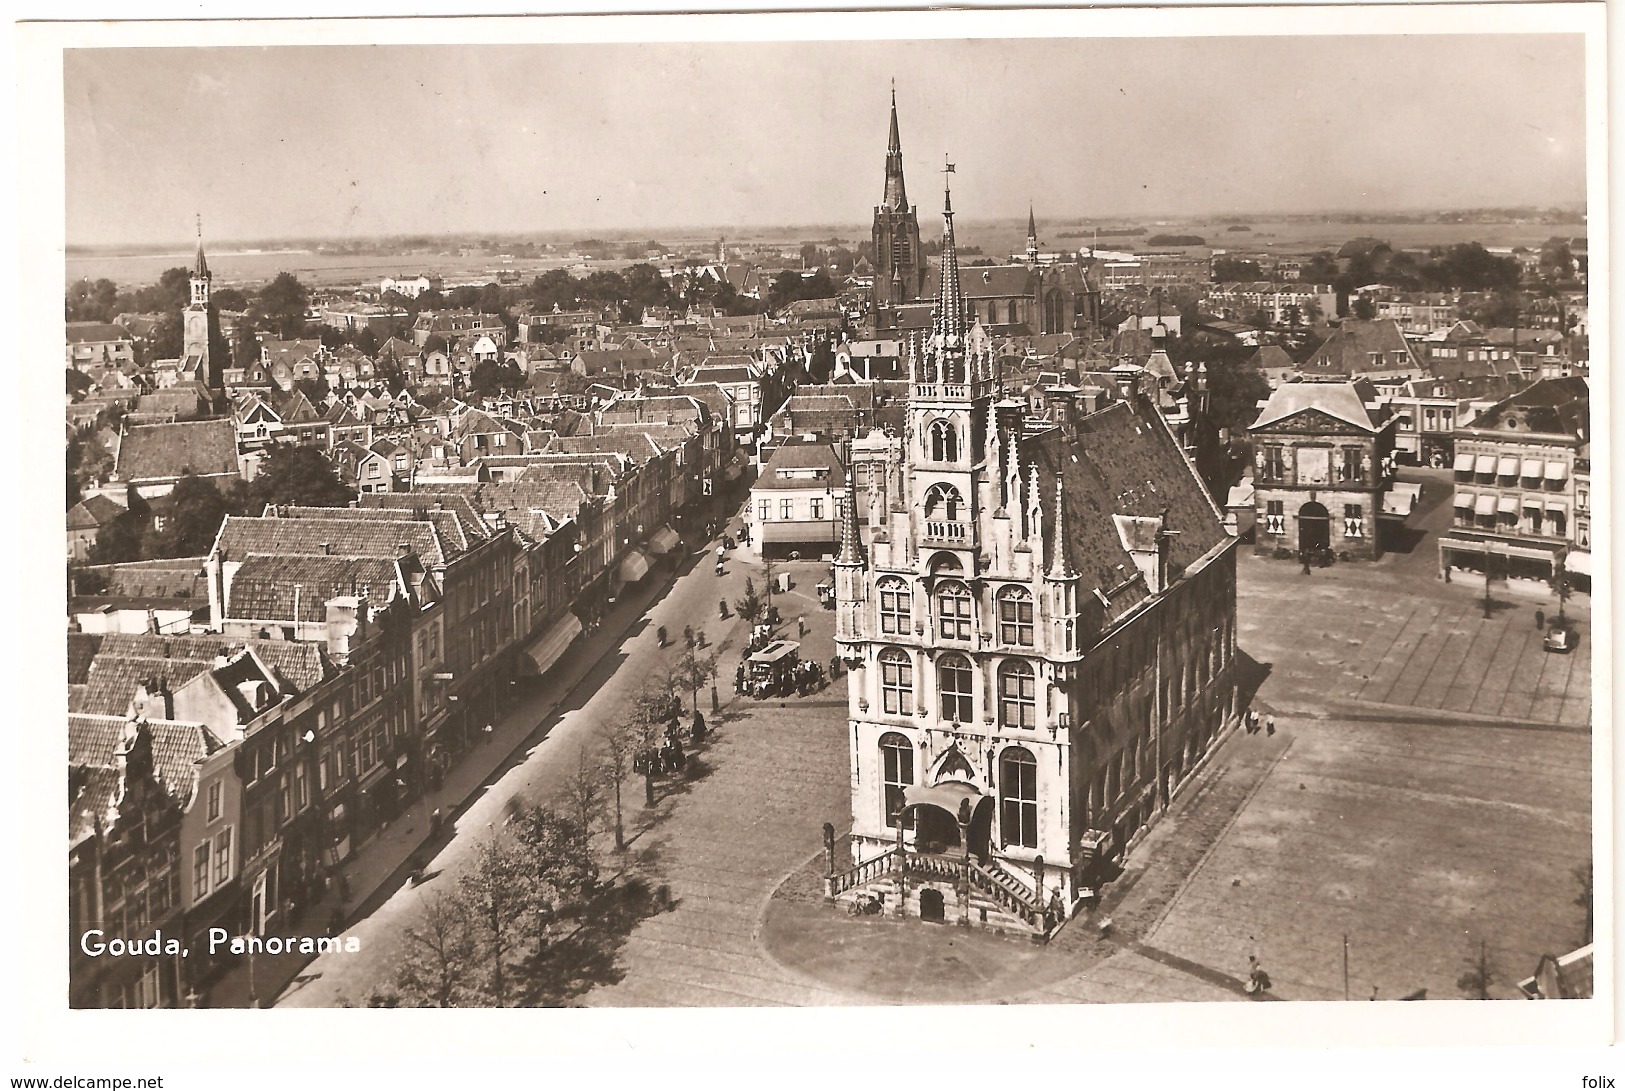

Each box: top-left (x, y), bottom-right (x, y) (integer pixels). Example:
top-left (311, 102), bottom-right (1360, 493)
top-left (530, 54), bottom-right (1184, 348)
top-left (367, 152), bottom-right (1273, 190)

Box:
top-left (633, 710), bottom-right (707, 778)
top-left (1243, 708), bottom-right (1276, 736)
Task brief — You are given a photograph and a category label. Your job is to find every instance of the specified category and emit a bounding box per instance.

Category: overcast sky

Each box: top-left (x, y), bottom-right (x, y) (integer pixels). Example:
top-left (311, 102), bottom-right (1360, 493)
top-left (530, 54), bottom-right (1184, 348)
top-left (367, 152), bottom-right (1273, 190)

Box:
top-left (63, 34), bottom-right (1587, 247)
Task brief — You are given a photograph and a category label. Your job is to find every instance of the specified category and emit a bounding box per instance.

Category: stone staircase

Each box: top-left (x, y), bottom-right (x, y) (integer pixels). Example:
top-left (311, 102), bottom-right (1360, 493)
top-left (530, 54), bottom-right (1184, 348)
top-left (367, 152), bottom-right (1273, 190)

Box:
top-left (825, 849), bottom-right (1062, 940)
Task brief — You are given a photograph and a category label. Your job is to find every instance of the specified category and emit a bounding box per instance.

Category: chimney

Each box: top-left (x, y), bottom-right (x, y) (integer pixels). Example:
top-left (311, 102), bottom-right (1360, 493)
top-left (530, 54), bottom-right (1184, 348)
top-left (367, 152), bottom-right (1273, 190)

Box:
top-left (325, 596), bottom-right (360, 663)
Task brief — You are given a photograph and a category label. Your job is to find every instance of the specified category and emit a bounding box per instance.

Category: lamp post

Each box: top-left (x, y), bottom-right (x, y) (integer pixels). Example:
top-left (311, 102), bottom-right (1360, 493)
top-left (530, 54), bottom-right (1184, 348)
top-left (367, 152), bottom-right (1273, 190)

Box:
top-left (710, 662), bottom-right (721, 714)
top-left (1482, 547), bottom-right (1496, 620)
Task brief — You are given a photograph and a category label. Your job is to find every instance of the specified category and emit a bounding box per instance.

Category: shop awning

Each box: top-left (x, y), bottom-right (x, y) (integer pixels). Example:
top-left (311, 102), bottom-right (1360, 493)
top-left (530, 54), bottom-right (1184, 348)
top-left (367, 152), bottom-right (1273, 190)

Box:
top-left (618, 549), bottom-right (651, 584)
top-left (1440, 535), bottom-right (1565, 563)
top-left (1453, 490), bottom-right (1476, 509)
top-left (1546, 461), bottom-right (1569, 482)
top-left (1474, 495), bottom-right (1497, 516)
top-left (1474, 455), bottom-right (1496, 475)
top-left (520, 613), bottom-right (583, 676)
top-left (646, 525), bottom-right (681, 556)
top-left (1520, 458), bottom-right (1545, 479)
top-left (1522, 495), bottom-right (1543, 510)
top-left (1544, 498), bottom-right (1569, 516)
top-left (1452, 453), bottom-right (1475, 473)
top-left (1566, 551), bottom-right (1590, 576)
top-left (1496, 456), bottom-right (1519, 477)
top-left (902, 781), bottom-right (983, 819)
top-left (1497, 495), bottom-right (1520, 514)
top-left (725, 463), bottom-right (743, 481)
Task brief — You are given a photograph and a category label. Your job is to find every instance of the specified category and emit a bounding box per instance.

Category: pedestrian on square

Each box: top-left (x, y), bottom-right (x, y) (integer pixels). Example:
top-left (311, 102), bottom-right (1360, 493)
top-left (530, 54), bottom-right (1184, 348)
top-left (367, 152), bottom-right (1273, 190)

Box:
top-left (1443, 566), bottom-right (1452, 583)
top-left (1535, 608), bottom-right (1546, 631)
top-left (798, 616), bottom-right (806, 637)
top-left (1265, 714), bottom-right (1276, 737)
top-left (735, 661), bottom-right (746, 693)
top-left (1300, 551), bottom-right (1312, 576)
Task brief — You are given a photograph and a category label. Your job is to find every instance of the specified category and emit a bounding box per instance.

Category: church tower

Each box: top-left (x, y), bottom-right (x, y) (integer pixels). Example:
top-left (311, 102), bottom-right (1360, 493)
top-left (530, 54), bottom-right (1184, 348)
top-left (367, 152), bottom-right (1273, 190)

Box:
top-left (182, 216), bottom-right (216, 389)
top-left (1026, 205), bottom-right (1040, 268)
top-left (871, 86), bottom-right (926, 308)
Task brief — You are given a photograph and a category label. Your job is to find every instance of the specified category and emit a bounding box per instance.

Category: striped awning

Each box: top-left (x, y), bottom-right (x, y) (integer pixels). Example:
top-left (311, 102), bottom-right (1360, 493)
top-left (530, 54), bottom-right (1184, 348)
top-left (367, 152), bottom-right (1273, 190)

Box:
top-left (1520, 458), bottom-right (1545, 479)
top-left (1474, 495), bottom-right (1497, 516)
top-left (1496, 456), bottom-right (1519, 477)
top-left (1453, 453), bottom-right (1475, 473)
top-left (1453, 490), bottom-right (1476, 509)
top-left (1474, 455), bottom-right (1496, 475)
top-left (1546, 461), bottom-right (1569, 482)
top-left (1497, 496), bottom-right (1519, 514)
top-left (1566, 551), bottom-right (1590, 576)
top-left (1544, 498), bottom-right (1569, 516)
top-left (645, 525), bottom-right (681, 555)
top-left (618, 549), bottom-right (651, 584)
top-left (520, 613), bottom-right (583, 676)
top-left (1522, 495), bottom-right (1543, 510)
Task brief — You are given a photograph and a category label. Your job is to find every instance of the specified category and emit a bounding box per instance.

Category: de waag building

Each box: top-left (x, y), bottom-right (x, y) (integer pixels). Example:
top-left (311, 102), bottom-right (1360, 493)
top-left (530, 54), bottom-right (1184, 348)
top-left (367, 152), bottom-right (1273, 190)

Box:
top-left (828, 176), bottom-right (1241, 939)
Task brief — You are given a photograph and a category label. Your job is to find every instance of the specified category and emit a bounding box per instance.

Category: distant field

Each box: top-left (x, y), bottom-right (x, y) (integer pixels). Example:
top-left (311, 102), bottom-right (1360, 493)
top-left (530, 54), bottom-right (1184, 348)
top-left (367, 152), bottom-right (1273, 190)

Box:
top-left (66, 216), bottom-right (1585, 289)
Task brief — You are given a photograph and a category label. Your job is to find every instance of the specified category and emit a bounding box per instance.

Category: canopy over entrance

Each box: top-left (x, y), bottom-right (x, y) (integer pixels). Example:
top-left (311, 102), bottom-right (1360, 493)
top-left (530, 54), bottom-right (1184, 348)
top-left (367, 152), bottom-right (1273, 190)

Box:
top-left (646, 525), bottom-right (681, 555)
top-left (903, 781), bottom-right (983, 820)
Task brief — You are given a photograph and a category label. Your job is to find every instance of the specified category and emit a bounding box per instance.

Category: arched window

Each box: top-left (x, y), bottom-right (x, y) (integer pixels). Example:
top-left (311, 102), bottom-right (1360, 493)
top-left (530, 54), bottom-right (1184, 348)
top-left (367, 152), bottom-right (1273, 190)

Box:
top-left (1007, 299), bottom-right (1019, 326)
top-left (923, 483), bottom-right (963, 522)
top-left (999, 747), bottom-right (1038, 849)
top-left (879, 732), bottom-right (914, 828)
top-left (937, 581), bottom-right (973, 641)
top-left (928, 419), bottom-right (959, 462)
top-left (877, 576), bottom-right (910, 636)
top-left (997, 586), bottom-right (1034, 646)
top-left (938, 653), bottom-right (973, 723)
top-left (879, 648), bottom-right (913, 716)
top-left (998, 660), bottom-right (1037, 729)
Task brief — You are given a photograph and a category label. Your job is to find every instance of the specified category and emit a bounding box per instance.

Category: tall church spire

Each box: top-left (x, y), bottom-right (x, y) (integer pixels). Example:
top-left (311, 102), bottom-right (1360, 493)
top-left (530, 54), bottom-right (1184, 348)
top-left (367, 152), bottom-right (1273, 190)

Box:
top-left (933, 161), bottom-right (966, 350)
top-left (192, 213), bottom-right (210, 281)
top-left (882, 82), bottom-right (908, 213)
top-left (1026, 205), bottom-right (1040, 267)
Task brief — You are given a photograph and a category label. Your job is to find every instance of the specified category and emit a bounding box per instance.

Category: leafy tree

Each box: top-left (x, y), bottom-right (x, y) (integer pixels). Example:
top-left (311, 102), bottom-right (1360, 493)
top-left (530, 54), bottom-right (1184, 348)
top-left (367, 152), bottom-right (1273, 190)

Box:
top-left (145, 474), bottom-right (230, 558)
top-left (1456, 934), bottom-right (1499, 1000)
top-left (394, 893), bottom-right (477, 1007)
top-left (1352, 296), bottom-right (1377, 320)
top-left (211, 286), bottom-right (248, 312)
top-left (250, 443), bottom-right (355, 508)
top-left (66, 368), bottom-right (92, 398)
top-left (1212, 257), bottom-right (1264, 282)
top-left (234, 318), bottom-right (261, 373)
top-left (149, 312), bottom-right (183, 361)
top-left (510, 801), bottom-right (597, 916)
top-left (259, 272), bottom-right (311, 339)
top-left (597, 719), bottom-right (637, 851)
top-left (471, 360), bottom-right (524, 395)
top-left (1282, 305), bottom-right (1302, 329)
top-left (65, 278), bottom-right (121, 322)
top-left (354, 326), bottom-right (380, 357)
top-left (294, 376), bottom-right (331, 404)
top-left (88, 508), bottom-right (146, 565)
top-left (670, 650), bottom-right (716, 715)
top-left (734, 578), bottom-right (764, 627)
top-left (457, 835), bottom-right (535, 1006)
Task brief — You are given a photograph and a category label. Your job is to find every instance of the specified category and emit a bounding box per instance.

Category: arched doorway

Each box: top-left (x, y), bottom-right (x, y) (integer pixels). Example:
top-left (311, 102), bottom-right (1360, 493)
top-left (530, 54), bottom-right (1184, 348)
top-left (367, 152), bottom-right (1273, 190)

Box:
top-left (913, 806), bottom-right (960, 855)
top-left (1298, 501), bottom-right (1331, 553)
top-left (918, 887), bottom-right (947, 923)
top-left (967, 796), bottom-right (994, 864)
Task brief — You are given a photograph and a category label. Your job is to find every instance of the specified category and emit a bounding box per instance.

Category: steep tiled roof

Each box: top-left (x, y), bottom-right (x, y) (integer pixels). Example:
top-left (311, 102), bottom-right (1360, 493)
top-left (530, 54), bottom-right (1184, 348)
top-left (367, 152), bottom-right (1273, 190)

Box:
top-left (216, 514), bottom-right (447, 568)
top-left (115, 419), bottom-right (238, 482)
top-left (79, 654), bottom-right (216, 717)
top-left (1020, 399), bottom-right (1228, 622)
top-left (67, 322), bottom-right (131, 344)
top-left (98, 559), bottom-right (208, 600)
top-left (960, 265), bottom-right (1037, 298)
top-left (545, 432), bottom-right (664, 462)
top-left (67, 632), bottom-right (105, 685)
top-left (227, 554), bottom-right (405, 622)
top-left (93, 631), bottom-right (333, 692)
top-left (66, 493), bottom-right (126, 531)
top-left (355, 494), bottom-right (492, 551)
top-left (759, 441), bottom-right (843, 487)
top-left (1301, 319), bottom-right (1418, 376)
top-left (69, 715), bottom-right (224, 842)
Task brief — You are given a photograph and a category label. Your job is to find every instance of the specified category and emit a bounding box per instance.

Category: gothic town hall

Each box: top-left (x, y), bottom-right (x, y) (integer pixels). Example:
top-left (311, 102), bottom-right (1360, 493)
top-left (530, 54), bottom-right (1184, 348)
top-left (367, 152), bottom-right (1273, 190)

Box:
top-left (828, 176), bottom-right (1241, 939)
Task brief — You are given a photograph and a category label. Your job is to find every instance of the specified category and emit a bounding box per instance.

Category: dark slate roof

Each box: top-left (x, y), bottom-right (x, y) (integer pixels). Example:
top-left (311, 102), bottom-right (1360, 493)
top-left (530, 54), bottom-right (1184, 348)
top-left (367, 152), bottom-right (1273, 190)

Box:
top-left (227, 554), bottom-right (405, 622)
top-left (67, 632), bottom-right (105, 685)
top-left (961, 265), bottom-right (1038, 298)
top-left (116, 419), bottom-right (238, 482)
top-left (1020, 399), bottom-right (1227, 623)
top-left (216, 514), bottom-right (447, 568)
top-left (1469, 376), bottom-right (1589, 438)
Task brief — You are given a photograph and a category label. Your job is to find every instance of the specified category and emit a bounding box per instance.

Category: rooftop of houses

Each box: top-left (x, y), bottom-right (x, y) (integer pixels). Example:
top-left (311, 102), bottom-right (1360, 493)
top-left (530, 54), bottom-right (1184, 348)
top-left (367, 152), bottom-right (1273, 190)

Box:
top-left (115, 419), bottom-right (239, 483)
top-left (757, 440), bottom-right (845, 488)
top-left (1463, 375), bottom-right (1589, 438)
